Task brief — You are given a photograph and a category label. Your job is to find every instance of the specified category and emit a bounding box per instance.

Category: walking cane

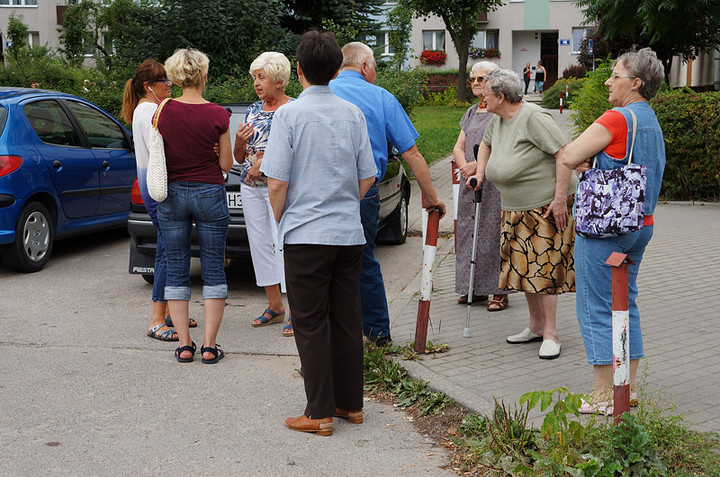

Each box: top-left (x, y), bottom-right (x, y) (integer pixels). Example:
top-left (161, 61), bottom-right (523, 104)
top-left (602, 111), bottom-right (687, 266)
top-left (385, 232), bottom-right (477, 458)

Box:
top-left (463, 149), bottom-right (483, 338)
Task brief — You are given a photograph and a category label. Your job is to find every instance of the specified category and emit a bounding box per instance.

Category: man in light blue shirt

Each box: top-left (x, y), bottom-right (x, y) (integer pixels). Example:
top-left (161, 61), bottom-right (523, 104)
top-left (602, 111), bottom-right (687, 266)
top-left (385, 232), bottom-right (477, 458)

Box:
top-left (329, 42), bottom-right (446, 345)
top-left (261, 30), bottom-right (377, 437)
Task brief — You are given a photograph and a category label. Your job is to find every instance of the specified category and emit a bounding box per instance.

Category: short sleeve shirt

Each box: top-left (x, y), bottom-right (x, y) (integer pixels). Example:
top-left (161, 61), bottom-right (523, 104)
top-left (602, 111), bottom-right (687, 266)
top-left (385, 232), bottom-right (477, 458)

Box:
top-left (483, 102), bottom-right (574, 211)
top-left (157, 101), bottom-right (230, 185)
top-left (239, 99), bottom-right (295, 187)
top-left (329, 71), bottom-right (417, 180)
top-left (260, 86), bottom-right (377, 247)
top-left (595, 109), bottom-right (628, 159)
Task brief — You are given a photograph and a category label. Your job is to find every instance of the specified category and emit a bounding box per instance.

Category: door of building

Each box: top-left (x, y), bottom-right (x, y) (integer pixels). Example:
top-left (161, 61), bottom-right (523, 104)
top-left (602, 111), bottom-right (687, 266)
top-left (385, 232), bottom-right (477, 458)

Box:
top-left (541, 32), bottom-right (559, 89)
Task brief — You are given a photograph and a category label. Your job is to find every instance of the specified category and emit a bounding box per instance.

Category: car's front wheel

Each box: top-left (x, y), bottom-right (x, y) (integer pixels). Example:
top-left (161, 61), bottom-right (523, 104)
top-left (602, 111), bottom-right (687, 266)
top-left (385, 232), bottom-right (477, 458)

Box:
top-left (1, 201), bottom-right (54, 272)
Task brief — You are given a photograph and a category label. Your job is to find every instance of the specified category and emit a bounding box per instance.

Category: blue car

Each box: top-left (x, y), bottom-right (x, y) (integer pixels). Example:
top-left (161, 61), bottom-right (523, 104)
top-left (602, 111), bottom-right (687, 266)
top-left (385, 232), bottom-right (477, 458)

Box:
top-left (0, 87), bottom-right (136, 272)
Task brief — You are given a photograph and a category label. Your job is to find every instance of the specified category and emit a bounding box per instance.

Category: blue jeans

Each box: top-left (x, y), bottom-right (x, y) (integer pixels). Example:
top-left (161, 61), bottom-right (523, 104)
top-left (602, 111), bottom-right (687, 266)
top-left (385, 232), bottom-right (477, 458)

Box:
top-left (158, 182), bottom-right (229, 301)
top-left (152, 226), bottom-right (167, 303)
top-left (359, 183), bottom-right (390, 340)
top-left (575, 226), bottom-right (653, 365)
top-left (147, 200), bottom-right (166, 303)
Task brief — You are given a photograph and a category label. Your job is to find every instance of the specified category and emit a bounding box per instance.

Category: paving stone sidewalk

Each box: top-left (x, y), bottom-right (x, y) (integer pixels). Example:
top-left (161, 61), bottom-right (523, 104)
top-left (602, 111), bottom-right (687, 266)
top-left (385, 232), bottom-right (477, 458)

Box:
top-left (395, 108), bottom-right (720, 433)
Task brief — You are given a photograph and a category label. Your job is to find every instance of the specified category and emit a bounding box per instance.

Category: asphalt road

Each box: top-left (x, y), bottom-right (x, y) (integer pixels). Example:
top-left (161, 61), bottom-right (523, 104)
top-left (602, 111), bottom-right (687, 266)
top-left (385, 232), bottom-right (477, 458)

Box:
top-left (0, 229), bottom-right (453, 476)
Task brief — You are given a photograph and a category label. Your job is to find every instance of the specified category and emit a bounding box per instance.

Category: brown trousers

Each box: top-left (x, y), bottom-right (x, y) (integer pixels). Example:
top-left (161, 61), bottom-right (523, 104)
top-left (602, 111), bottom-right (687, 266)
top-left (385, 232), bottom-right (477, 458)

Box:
top-left (284, 244), bottom-right (365, 419)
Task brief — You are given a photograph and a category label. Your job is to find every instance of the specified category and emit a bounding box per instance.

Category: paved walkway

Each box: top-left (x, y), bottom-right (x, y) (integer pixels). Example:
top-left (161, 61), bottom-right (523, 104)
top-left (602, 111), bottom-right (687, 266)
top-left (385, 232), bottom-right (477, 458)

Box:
top-left (395, 108), bottom-right (720, 433)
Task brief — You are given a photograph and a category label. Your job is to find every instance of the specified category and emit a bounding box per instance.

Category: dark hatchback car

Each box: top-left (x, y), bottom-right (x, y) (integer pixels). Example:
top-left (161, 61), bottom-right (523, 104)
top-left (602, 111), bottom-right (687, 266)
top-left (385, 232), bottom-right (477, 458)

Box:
top-left (0, 87), bottom-right (135, 272)
top-left (127, 103), bottom-right (410, 282)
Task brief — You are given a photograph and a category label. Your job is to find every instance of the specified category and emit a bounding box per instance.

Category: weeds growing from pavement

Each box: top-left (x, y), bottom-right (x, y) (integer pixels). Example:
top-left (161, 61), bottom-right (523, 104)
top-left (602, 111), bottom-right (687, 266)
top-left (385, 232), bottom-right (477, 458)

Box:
top-left (363, 341), bottom-right (454, 416)
top-left (453, 386), bottom-right (720, 476)
top-left (363, 345), bottom-right (720, 475)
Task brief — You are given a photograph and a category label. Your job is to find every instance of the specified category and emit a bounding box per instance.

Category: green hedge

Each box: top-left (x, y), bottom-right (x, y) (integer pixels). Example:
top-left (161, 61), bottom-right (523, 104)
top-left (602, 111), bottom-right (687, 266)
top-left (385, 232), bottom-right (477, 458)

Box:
top-left (541, 77), bottom-right (586, 109)
top-left (651, 90), bottom-right (720, 201)
top-left (568, 62), bottom-right (614, 139)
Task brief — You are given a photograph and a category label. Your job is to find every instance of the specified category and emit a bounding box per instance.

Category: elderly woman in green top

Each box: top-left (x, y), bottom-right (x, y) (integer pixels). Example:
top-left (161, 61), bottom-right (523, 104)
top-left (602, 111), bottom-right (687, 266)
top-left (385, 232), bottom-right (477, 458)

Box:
top-left (468, 69), bottom-right (576, 360)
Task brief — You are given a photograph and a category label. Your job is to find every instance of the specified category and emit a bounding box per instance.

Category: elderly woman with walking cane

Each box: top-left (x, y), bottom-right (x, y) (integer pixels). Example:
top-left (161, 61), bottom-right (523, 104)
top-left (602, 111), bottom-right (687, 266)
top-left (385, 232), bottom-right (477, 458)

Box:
top-left (468, 69), bottom-right (576, 360)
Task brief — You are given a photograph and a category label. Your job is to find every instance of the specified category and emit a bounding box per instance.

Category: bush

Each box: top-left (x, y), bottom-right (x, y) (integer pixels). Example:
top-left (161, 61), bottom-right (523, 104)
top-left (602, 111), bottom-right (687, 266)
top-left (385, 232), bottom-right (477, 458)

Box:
top-left (421, 86), bottom-right (460, 106)
top-left (374, 66), bottom-right (427, 116)
top-left (563, 64), bottom-right (587, 79)
top-left (568, 60), bottom-right (614, 138)
top-left (651, 89), bottom-right (720, 201)
top-left (541, 77), bottom-right (586, 109)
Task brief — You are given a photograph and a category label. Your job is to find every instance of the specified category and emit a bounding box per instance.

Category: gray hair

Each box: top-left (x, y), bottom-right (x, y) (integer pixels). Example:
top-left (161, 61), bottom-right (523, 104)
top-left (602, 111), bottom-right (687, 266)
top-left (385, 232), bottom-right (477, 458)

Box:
top-left (616, 47), bottom-right (664, 100)
top-left (485, 69), bottom-right (523, 103)
top-left (471, 61), bottom-right (499, 76)
top-left (165, 48), bottom-right (209, 88)
top-left (249, 51), bottom-right (291, 88)
top-left (340, 42), bottom-right (375, 69)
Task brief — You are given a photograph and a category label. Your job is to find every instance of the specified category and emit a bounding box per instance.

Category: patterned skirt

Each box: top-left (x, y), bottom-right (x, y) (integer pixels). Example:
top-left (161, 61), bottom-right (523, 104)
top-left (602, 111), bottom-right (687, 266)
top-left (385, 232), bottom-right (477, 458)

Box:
top-left (499, 196), bottom-right (576, 294)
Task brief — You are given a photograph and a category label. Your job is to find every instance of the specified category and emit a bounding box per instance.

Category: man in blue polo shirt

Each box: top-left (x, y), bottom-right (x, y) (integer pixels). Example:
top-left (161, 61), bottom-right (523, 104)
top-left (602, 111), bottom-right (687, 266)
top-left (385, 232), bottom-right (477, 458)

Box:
top-left (330, 42), bottom-right (446, 346)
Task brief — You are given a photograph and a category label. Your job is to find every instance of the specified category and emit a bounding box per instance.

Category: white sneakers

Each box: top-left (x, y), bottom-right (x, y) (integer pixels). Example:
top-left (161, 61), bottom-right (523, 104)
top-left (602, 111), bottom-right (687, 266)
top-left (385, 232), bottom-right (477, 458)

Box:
top-left (538, 340), bottom-right (561, 359)
top-left (506, 328), bottom-right (560, 359)
top-left (506, 328), bottom-right (543, 344)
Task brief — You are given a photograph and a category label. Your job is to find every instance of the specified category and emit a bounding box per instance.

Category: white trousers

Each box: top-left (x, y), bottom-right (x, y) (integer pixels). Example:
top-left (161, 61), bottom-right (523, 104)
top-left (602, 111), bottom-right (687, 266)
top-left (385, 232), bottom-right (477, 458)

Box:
top-left (240, 184), bottom-right (286, 291)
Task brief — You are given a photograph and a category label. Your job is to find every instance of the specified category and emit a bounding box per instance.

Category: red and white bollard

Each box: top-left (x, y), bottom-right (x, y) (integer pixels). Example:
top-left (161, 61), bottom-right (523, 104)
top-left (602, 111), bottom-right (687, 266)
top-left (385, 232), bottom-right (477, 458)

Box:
top-left (414, 207), bottom-right (441, 354)
top-left (451, 160), bottom-right (460, 251)
top-left (605, 252), bottom-right (636, 423)
top-left (559, 91), bottom-right (564, 114)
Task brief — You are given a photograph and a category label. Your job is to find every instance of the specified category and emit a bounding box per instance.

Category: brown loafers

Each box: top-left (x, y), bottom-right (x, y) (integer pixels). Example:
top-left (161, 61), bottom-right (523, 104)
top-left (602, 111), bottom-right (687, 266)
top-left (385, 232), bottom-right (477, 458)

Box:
top-left (335, 407), bottom-right (363, 424)
top-left (285, 414), bottom-right (333, 436)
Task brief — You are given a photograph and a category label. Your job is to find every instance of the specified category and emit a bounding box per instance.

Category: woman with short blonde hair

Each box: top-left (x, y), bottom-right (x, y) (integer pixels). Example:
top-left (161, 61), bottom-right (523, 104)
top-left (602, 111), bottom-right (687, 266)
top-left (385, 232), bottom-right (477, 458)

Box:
top-left (164, 48), bottom-right (209, 88)
top-left (156, 48), bottom-right (233, 364)
top-left (234, 52), bottom-right (296, 336)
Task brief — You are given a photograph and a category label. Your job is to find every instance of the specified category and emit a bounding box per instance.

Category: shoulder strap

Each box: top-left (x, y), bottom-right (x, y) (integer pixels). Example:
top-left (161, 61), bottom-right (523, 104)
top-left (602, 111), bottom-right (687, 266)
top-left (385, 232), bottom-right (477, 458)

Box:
top-left (627, 109), bottom-right (637, 165)
top-left (152, 98), bottom-right (171, 130)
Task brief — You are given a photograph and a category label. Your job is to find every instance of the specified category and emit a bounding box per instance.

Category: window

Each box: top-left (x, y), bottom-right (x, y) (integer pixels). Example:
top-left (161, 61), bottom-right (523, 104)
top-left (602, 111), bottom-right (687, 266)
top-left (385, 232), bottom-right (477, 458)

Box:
top-left (0, 0), bottom-right (38, 5)
top-left (66, 101), bottom-right (129, 149)
top-left (27, 32), bottom-right (39, 47)
top-left (422, 30), bottom-right (445, 51)
top-left (572, 27), bottom-right (593, 54)
top-left (471, 30), bottom-right (499, 49)
top-left (377, 32), bottom-right (395, 56)
top-left (24, 100), bottom-right (82, 147)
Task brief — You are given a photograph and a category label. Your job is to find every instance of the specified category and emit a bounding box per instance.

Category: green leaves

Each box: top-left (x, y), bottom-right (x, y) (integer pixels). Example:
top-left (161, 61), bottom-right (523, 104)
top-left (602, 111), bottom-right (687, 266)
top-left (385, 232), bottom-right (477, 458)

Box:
top-left (577, 0), bottom-right (720, 71)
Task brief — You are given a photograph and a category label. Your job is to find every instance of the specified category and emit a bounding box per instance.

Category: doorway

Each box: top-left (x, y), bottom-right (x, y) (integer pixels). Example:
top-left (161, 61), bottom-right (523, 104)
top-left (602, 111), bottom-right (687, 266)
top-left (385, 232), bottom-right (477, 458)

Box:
top-left (540, 32), bottom-right (558, 88)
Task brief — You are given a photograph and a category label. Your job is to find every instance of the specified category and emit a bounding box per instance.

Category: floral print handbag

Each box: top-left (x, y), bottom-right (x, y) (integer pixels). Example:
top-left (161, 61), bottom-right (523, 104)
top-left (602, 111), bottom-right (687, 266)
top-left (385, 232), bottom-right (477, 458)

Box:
top-left (574, 109), bottom-right (647, 238)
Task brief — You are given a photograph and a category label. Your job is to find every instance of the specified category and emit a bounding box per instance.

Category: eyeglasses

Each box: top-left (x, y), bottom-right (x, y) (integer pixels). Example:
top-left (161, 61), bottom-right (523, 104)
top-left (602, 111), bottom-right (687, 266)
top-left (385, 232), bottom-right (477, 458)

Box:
top-left (469, 76), bottom-right (486, 83)
top-left (608, 73), bottom-right (636, 81)
top-left (156, 78), bottom-right (173, 86)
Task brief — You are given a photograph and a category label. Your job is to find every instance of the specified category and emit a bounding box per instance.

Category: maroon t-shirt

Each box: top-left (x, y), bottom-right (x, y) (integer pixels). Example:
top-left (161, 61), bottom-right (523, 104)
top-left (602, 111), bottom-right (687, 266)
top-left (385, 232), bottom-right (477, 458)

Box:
top-left (156, 100), bottom-right (231, 185)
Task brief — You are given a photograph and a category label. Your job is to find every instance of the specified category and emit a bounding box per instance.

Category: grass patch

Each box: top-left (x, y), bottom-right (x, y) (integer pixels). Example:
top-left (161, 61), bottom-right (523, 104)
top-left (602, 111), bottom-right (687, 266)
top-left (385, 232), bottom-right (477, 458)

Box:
top-left (412, 105), bottom-right (468, 164)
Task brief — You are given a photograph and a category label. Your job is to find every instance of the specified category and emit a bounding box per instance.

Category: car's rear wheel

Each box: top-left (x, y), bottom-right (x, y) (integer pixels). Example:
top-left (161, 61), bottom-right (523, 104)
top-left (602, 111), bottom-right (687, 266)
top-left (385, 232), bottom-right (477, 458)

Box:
top-left (142, 274), bottom-right (154, 284)
top-left (1, 201), bottom-right (54, 272)
top-left (378, 191), bottom-right (408, 245)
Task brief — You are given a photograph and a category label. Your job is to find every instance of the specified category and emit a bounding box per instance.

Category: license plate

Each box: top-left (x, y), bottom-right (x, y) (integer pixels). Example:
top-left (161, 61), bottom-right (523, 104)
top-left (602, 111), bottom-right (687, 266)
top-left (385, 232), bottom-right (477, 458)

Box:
top-left (226, 192), bottom-right (242, 209)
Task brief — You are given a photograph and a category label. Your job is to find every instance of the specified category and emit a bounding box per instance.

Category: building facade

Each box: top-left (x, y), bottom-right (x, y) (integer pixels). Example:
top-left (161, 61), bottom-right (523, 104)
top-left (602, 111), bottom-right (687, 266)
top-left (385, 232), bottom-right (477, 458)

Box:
top-left (0, 1), bottom-right (67, 59)
top-left (407, 0), bottom-right (719, 90)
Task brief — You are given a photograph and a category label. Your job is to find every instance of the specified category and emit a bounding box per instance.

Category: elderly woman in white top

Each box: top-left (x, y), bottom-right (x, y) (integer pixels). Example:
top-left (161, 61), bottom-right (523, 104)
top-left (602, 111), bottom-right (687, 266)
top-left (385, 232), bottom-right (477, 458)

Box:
top-left (234, 52), bottom-right (295, 335)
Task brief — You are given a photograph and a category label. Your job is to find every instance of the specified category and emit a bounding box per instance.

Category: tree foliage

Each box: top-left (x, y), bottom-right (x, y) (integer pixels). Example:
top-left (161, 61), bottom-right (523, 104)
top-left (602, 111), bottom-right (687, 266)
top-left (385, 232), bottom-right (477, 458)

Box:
top-left (386, 3), bottom-right (413, 69)
top-left (59, 0), bottom-right (292, 80)
top-left (280, 0), bottom-right (383, 38)
top-left (397, 0), bottom-right (504, 102)
top-left (577, 0), bottom-right (720, 80)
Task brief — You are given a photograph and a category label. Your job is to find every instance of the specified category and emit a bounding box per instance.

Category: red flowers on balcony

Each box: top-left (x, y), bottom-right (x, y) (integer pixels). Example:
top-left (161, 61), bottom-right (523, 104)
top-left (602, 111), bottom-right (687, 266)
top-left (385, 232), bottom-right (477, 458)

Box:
top-left (420, 49), bottom-right (447, 66)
